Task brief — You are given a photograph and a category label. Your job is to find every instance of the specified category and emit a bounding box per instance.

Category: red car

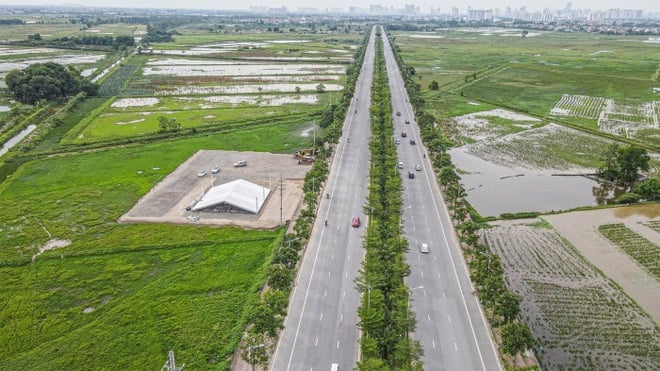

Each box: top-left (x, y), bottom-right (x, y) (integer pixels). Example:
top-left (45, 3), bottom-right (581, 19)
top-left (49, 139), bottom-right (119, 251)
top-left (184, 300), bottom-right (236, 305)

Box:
top-left (351, 216), bottom-right (360, 228)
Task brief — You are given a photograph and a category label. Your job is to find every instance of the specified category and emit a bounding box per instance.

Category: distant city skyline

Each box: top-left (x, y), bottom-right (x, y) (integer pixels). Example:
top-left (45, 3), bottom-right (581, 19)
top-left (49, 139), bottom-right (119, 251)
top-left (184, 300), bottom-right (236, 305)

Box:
top-left (1, 0), bottom-right (659, 13)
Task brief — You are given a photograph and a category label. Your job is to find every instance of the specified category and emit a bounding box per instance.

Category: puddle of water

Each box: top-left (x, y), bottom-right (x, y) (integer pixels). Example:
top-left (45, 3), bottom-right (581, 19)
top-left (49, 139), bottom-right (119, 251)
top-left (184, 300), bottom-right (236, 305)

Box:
top-left (0, 124), bottom-right (37, 157)
top-left (31, 238), bottom-right (71, 261)
top-left (613, 203), bottom-right (660, 219)
top-left (449, 147), bottom-right (620, 216)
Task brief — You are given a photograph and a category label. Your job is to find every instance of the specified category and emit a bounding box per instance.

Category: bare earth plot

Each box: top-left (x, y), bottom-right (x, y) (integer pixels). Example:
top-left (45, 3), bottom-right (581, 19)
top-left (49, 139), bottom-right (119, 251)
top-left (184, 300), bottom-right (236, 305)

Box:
top-left (543, 204), bottom-right (660, 323)
top-left (481, 218), bottom-right (660, 370)
top-left (120, 150), bottom-right (310, 229)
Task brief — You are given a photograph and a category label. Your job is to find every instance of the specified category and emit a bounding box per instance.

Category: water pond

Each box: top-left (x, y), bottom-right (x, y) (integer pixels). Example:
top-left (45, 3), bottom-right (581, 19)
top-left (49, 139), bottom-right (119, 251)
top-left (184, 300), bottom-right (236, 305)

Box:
top-left (449, 147), bottom-right (622, 217)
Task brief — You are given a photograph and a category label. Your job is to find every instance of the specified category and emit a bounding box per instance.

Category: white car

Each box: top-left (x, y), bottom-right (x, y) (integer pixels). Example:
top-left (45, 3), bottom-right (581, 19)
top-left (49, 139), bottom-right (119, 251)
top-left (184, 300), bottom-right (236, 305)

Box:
top-left (420, 243), bottom-right (429, 253)
top-left (234, 160), bottom-right (247, 167)
top-left (197, 170), bottom-right (207, 177)
top-left (397, 162), bottom-right (404, 169)
top-left (395, 138), bottom-right (401, 145)
top-left (211, 165), bottom-right (221, 174)
top-left (415, 164), bottom-right (422, 171)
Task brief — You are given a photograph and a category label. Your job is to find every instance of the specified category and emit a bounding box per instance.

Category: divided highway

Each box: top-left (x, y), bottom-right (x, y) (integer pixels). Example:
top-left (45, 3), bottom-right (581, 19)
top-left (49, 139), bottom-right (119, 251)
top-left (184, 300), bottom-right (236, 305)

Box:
top-left (381, 29), bottom-right (502, 370)
top-left (270, 28), bottom-right (377, 371)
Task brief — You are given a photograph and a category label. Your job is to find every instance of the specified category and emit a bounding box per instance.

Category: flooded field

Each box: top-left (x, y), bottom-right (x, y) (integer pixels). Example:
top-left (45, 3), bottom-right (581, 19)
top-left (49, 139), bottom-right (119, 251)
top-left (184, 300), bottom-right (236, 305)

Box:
top-left (0, 124), bottom-right (36, 157)
top-left (449, 147), bottom-right (612, 216)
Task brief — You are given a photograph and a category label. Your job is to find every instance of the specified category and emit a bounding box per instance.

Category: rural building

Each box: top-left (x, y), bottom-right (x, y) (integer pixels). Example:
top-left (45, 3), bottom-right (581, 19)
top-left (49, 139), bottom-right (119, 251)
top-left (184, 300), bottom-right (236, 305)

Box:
top-left (192, 179), bottom-right (271, 214)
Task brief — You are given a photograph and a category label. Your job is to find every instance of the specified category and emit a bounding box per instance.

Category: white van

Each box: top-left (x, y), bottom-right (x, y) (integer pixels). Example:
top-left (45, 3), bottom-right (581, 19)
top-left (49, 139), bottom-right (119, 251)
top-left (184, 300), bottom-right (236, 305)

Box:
top-left (233, 160), bottom-right (247, 167)
top-left (331, 363), bottom-right (340, 371)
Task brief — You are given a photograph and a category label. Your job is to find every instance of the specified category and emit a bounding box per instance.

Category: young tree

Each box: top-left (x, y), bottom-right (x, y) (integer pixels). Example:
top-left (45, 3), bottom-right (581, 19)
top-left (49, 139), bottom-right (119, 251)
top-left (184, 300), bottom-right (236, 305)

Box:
top-left (634, 178), bottom-right (659, 201)
top-left (428, 80), bottom-right (439, 90)
top-left (617, 146), bottom-right (650, 185)
top-left (241, 332), bottom-right (269, 370)
top-left (501, 322), bottom-right (535, 358)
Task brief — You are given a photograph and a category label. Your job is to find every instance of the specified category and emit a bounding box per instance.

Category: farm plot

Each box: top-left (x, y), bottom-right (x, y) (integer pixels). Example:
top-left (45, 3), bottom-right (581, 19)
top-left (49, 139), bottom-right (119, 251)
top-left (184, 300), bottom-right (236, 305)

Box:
top-left (644, 220), bottom-right (660, 234)
top-left (0, 49), bottom-right (107, 87)
top-left (67, 103), bottom-right (318, 144)
top-left (141, 58), bottom-right (345, 77)
top-left (464, 122), bottom-right (613, 170)
top-left (598, 223), bottom-right (660, 279)
top-left (481, 222), bottom-right (660, 369)
top-left (446, 108), bottom-right (543, 142)
top-left (549, 94), bottom-right (659, 140)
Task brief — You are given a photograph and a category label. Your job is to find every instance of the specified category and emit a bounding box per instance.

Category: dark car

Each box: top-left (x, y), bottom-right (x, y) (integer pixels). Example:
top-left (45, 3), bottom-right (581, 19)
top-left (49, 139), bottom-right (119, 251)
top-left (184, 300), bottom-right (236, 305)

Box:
top-left (405, 120), bottom-right (410, 124)
top-left (351, 216), bottom-right (361, 228)
top-left (410, 139), bottom-right (416, 145)
top-left (396, 111), bottom-right (401, 116)
top-left (408, 171), bottom-right (415, 179)
top-left (401, 131), bottom-right (407, 137)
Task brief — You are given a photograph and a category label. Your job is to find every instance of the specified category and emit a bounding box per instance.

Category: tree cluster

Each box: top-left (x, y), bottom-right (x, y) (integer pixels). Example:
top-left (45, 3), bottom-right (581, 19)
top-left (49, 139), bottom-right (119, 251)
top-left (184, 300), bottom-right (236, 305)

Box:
top-left (599, 144), bottom-right (650, 186)
top-left (142, 23), bottom-right (175, 43)
top-left (21, 34), bottom-right (134, 50)
top-left (357, 33), bottom-right (423, 370)
top-left (5, 62), bottom-right (98, 104)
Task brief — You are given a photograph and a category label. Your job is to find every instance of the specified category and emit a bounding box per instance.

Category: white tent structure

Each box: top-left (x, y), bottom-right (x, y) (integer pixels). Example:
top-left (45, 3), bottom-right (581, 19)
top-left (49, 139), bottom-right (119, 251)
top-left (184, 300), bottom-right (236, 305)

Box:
top-left (192, 179), bottom-right (271, 214)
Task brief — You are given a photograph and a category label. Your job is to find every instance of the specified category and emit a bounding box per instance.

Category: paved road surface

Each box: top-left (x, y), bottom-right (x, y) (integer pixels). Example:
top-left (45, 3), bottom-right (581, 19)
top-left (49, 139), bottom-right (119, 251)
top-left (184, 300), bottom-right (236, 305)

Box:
top-left (270, 27), bottom-right (377, 371)
top-left (381, 29), bottom-right (502, 371)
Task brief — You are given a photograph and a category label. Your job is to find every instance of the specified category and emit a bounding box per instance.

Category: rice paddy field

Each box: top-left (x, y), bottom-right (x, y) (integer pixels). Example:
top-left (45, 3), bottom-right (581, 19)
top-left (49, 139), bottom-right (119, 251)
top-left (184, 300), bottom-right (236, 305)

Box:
top-left (0, 20), bottom-right (363, 368)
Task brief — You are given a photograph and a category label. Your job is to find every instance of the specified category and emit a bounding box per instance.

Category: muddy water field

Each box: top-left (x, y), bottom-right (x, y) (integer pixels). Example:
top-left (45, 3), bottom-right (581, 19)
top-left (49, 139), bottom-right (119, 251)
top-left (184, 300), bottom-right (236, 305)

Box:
top-left (481, 215), bottom-right (660, 369)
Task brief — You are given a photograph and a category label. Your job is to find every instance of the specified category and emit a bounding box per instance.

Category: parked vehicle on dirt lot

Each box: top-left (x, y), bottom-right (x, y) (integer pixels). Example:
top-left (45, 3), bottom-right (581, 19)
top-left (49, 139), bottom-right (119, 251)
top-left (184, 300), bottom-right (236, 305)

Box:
top-left (233, 160), bottom-right (247, 167)
top-left (198, 170), bottom-right (207, 177)
top-left (211, 165), bottom-right (221, 174)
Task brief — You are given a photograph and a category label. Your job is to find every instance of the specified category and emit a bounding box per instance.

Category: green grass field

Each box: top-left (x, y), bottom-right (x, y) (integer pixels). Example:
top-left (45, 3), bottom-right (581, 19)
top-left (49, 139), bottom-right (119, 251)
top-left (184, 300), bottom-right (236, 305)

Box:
top-left (395, 30), bottom-right (659, 140)
top-left (0, 132), bottom-right (289, 368)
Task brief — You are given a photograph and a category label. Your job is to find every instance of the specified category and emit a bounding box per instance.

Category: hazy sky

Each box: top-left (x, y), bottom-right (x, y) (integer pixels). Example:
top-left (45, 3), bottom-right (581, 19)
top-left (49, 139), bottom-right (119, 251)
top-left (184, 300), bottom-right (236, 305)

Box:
top-left (2, 1), bottom-right (659, 13)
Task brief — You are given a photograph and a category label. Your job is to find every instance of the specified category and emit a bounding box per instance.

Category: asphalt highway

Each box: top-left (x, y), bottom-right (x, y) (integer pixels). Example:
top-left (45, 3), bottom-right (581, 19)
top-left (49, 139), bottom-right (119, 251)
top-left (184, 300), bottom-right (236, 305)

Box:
top-left (270, 27), bottom-right (377, 371)
top-left (381, 28), bottom-right (502, 371)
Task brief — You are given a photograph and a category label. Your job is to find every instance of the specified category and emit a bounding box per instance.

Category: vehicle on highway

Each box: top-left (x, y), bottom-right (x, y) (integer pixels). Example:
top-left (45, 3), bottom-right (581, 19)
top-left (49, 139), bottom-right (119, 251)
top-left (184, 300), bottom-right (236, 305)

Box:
top-left (197, 170), bottom-right (207, 177)
top-left (420, 243), bottom-right (429, 253)
top-left (395, 138), bottom-right (401, 145)
top-left (415, 164), bottom-right (422, 171)
top-left (233, 160), bottom-right (247, 167)
top-left (405, 120), bottom-right (410, 124)
top-left (410, 139), bottom-right (416, 145)
top-left (351, 216), bottom-right (360, 228)
top-left (401, 131), bottom-right (407, 137)
top-left (331, 364), bottom-right (340, 371)
top-left (396, 111), bottom-right (401, 116)
top-left (408, 171), bottom-right (415, 179)
top-left (211, 165), bottom-right (221, 174)
top-left (397, 162), bottom-right (404, 169)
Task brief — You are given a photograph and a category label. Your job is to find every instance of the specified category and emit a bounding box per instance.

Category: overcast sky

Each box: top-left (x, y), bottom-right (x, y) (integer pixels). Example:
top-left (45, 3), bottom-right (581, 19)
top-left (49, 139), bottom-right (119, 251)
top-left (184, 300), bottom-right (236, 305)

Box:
top-left (2, 1), bottom-right (659, 13)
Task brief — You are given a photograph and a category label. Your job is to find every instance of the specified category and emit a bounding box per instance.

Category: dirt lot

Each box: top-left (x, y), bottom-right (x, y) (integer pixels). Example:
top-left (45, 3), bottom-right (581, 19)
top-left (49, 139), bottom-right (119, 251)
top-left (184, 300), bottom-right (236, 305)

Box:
top-left (543, 204), bottom-right (660, 323)
top-left (120, 150), bottom-right (312, 229)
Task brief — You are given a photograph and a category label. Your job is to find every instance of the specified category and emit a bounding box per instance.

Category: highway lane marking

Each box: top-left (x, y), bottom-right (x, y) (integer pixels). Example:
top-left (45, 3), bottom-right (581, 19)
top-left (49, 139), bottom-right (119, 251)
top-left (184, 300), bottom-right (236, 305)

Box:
top-left (315, 338), bottom-right (318, 347)
top-left (340, 314), bottom-right (343, 322)
top-left (320, 313), bottom-right (324, 320)
top-left (324, 290), bottom-right (327, 297)
top-left (423, 290), bottom-right (427, 298)
top-left (443, 292), bottom-right (446, 299)
top-left (454, 342), bottom-right (458, 352)
top-left (343, 290), bottom-right (346, 298)
top-left (420, 271), bottom-right (424, 278)
top-left (428, 313), bottom-right (431, 322)
top-left (331, 253), bottom-right (334, 260)
top-left (336, 340), bottom-right (340, 349)
top-left (345, 271), bottom-right (348, 278)
top-left (437, 272), bottom-right (441, 279)
top-left (328, 271), bottom-right (331, 277)
top-left (432, 340), bottom-right (436, 349)
top-left (448, 315), bottom-right (451, 323)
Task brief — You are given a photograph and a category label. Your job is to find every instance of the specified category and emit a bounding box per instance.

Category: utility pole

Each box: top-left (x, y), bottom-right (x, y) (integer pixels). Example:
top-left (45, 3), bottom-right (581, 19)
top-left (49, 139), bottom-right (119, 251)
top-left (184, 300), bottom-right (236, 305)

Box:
top-left (280, 173), bottom-right (284, 226)
top-left (161, 350), bottom-right (184, 371)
